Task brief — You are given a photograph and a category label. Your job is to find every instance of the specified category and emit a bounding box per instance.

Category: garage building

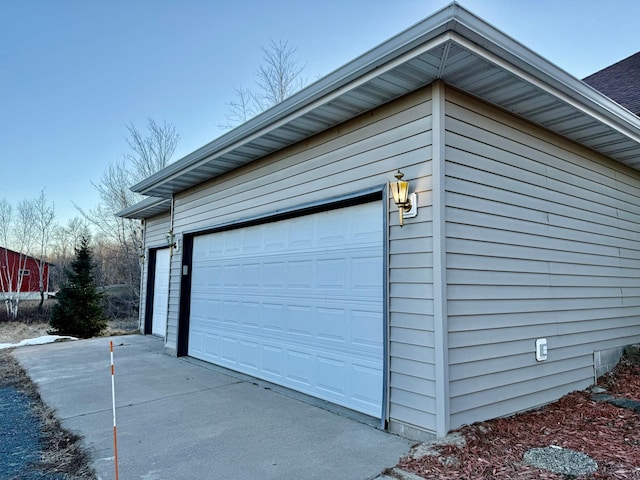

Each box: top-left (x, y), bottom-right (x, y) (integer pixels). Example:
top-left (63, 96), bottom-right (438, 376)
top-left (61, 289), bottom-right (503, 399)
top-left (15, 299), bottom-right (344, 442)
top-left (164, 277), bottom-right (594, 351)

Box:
top-left (119, 4), bottom-right (640, 439)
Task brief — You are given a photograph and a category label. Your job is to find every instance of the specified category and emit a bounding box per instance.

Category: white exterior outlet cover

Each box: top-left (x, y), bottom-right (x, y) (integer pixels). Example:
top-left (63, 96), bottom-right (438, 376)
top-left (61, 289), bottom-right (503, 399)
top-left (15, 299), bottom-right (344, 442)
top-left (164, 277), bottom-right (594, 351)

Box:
top-left (535, 338), bottom-right (548, 362)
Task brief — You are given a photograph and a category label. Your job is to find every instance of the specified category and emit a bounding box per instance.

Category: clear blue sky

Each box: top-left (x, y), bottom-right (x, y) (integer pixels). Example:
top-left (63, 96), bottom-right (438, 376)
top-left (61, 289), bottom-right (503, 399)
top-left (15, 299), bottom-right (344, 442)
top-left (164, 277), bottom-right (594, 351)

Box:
top-left (2, 0), bottom-right (638, 225)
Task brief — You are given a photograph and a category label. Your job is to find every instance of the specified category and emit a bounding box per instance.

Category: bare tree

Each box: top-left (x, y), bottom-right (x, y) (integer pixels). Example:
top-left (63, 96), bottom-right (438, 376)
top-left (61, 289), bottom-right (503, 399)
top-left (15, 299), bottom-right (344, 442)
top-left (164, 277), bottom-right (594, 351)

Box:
top-left (254, 39), bottom-right (306, 109)
top-left (223, 87), bottom-right (258, 127)
top-left (79, 119), bottom-right (179, 298)
top-left (220, 39), bottom-right (307, 129)
top-left (91, 160), bottom-right (137, 224)
top-left (0, 197), bottom-right (36, 320)
top-left (0, 199), bottom-right (14, 317)
top-left (125, 119), bottom-right (179, 181)
top-left (49, 217), bottom-right (91, 291)
top-left (33, 190), bottom-right (56, 312)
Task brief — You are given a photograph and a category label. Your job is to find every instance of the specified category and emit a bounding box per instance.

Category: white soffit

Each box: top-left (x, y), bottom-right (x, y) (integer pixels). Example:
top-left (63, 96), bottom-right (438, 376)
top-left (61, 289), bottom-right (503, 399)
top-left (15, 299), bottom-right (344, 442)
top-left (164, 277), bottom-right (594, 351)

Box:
top-left (131, 3), bottom-right (640, 200)
top-left (117, 197), bottom-right (171, 219)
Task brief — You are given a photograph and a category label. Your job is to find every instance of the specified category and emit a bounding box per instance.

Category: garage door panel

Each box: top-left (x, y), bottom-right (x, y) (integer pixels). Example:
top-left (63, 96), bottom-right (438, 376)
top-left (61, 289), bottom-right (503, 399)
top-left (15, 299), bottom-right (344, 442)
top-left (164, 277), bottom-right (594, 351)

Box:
top-left (240, 340), bottom-right (259, 370)
top-left (263, 345), bottom-right (283, 376)
top-left (287, 349), bottom-right (313, 386)
top-left (353, 255), bottom-right (385, 291)
top-left (288, 305), bottom-right (314, 336)
top-left (222, 300), bottom-right (240, 325)
top-left (316, 307), bottom-right (347, 342)
top-left (317, 258), bottom-right (345, 288)
top-left (317, 356), bottom-right (346, 395)
top-left (352, 310), bottom-right (385, 348)
top-left (264, 261), bottom-right (286, 287)
top-left (289, 260), bottom-right (314, 287)
top-left (289, 218), bottom-right (315, 247)
top-left (242, 228), bottom-right (262, 251)
top-left (194, 303), bottom-right (380, 349)
top-left (262, 303), bottom-right (285, 331)
top-left (197, 251), bottom-right (381, 294)
top-left (193, 326), bottom-right (383, 416)
top-left (265, 224), bottom-right (286, 250)
top-left (241, 302), bottom-right (261, 328)
top-left (189, 330), bottom-right (204, 353)
top-left (225, 230), bottom-right (243, 253)
top-left (242, 263), bottom-right (261, 286)
top-left (189, 202), bottom-right (383, 417)
top-left (224, 264), bottom-right (242, 286)
top-left (352, 363), bottom-right (384, 408)
top-left (191, 301), bottom-right (381, 354)
top-left (204, 334), bottom-right (219, 359)
top-left (221, 336), bottom-right (238, 363)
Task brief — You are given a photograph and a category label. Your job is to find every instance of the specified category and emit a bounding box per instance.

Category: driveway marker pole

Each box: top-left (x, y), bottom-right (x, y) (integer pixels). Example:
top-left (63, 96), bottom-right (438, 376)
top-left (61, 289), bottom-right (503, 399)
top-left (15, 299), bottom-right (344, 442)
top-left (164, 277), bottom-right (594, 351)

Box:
top-left (110, 341), bottom-right (119, 480)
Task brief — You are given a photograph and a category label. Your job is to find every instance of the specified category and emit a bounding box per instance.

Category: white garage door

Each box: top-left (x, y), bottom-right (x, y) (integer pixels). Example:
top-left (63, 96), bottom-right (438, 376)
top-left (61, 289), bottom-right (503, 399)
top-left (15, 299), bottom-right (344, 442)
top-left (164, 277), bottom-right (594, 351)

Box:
top-left (188, 202), bottom-right (383, 417)
top-left (151, 248), bottom-right (170, 337)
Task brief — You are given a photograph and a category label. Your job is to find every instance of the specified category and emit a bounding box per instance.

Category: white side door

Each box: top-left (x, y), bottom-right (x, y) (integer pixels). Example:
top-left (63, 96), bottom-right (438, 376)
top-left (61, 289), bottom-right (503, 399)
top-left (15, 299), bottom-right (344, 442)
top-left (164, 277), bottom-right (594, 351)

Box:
top-left (151, 248), bottom-right (171, 337)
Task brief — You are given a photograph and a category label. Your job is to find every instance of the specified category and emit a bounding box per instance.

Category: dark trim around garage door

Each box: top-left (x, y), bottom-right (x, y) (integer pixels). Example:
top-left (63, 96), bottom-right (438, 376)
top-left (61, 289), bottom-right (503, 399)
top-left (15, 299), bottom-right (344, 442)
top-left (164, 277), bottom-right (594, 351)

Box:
top-left (178, 186), bottom-right (385, 353)
top-left (143, 248), bottom-right (158, 335)
top-left (176, 186), bottom-right (388, 426)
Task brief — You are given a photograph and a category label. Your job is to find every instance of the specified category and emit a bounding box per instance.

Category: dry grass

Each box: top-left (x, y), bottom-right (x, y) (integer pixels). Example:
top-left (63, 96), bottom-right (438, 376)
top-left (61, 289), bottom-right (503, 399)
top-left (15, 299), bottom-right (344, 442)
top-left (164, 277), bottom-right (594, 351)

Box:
top-left (0, 319), bottom-right (138, 346)
top-left (0, 348), bottom-right (96, 479)
top-left (0, 321), bottom-right (51, 343)
top-left (0, 298), bottom-right (55, 323)
top-left (105, 317), bottom-right (140, 336)
top-left (0, 298), bottom-right (139, 344)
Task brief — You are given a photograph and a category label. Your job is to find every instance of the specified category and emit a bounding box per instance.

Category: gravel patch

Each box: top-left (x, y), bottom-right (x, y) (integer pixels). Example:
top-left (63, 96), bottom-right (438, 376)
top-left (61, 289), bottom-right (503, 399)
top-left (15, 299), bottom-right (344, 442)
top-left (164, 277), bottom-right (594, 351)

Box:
top-left (0, 386), bottom-right (42, 478)
top-left (0, 348), bottom-right (95, 479)
top-left (523, 446), bottom-right (598, 476)
top-left (0, 386), bottom-right (68, 479)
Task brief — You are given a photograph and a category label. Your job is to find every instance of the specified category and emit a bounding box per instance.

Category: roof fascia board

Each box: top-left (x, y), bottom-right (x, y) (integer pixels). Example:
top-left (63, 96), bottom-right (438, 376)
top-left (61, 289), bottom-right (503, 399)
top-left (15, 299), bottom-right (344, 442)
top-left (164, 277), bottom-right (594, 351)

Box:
top-left (133, 34), bottom-right (454, 196)
top-left (449, 6), bottom-right (640, 133)
top-left (132, 1), bottom-right (640, 197)
top-left (131, 3), bottom-right (462, 195)
top-left (451, 34), bottom-right (640, 143)
top-left (116, 197), bottom-right (171, 219)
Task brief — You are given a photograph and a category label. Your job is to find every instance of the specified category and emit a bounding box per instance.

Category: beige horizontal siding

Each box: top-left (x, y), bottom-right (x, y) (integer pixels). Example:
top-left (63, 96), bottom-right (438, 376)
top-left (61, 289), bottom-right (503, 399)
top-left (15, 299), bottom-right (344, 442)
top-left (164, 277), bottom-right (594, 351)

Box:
top-left (174, 98), bottom-right (433, 225)
top-left (444, 87), bottom-right (640, 429)
top-left (145, 213), bottom-right (171, 247)
top-left (164, 87), bottom-right (436, 433)
top-left (166, 252), bottom-right (181, 349)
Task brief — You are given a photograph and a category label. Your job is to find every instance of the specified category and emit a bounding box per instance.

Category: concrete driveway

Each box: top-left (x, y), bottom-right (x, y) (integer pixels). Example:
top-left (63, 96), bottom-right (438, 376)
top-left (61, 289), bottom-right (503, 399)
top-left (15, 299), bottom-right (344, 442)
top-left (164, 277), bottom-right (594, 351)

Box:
top-left (13, 335), bottom-right (411, 480)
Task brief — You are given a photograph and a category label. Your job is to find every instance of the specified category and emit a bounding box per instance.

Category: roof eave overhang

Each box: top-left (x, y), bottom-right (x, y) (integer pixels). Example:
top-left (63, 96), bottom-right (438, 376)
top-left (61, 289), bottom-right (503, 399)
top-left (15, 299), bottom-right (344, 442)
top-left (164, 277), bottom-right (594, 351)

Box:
top-left (116, 197), bottom-right (171, 220)
top-left (130, 2), bottom-right (640, 201)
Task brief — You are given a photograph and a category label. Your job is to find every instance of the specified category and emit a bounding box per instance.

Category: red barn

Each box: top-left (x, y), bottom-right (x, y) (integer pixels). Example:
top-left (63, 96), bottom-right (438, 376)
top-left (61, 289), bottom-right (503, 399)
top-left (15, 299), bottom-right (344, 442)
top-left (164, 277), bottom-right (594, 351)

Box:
top-left (0, 247), bottom-right (51, 299)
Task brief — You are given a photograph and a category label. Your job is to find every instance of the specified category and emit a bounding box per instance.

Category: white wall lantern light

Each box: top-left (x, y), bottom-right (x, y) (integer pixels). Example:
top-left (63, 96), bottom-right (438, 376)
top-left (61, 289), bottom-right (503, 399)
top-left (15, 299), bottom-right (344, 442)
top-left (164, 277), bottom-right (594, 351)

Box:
top-left (389, 170), bottom-right (418, 227)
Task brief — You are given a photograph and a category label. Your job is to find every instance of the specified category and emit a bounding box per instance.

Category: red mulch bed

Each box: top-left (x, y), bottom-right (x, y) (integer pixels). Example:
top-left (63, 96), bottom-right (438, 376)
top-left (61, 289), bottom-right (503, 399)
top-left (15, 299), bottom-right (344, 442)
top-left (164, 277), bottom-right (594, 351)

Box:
top-left (397, 359), bottom-right (640, 479)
